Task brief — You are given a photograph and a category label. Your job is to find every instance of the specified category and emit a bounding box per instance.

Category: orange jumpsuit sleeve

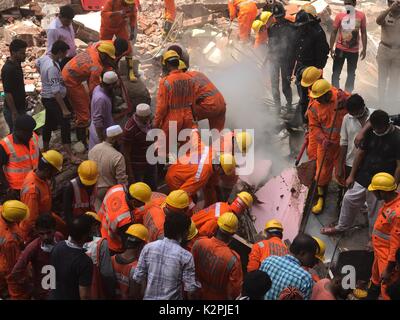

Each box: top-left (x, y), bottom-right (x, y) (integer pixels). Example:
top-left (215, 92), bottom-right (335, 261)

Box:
top-left (247, 243), bottom-right (262, 272)
top-left (21, 191), bottom-right (39, 224)
top-left (198, 219), bottom-right (218, 238)
top-left (307, 104), bottom-right (324, 143)
top-left (389, 216), bottom-right (400, 262)
top-left (227, 253), bottom-right (243, 299)
top-left (101, 0), bottom-right (122, 24)
top-left (228, 0), bottom-right (237, 21)
top-left (154, 78), bottom-right (168, 129)
top-left (180, 170), bottom-right (212, 196)
top-left (88, 66), bottom-right (103, 95)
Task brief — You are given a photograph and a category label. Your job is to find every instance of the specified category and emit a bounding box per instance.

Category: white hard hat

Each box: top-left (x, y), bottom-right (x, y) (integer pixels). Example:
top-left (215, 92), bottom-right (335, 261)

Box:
top-left (106, 125), bottom-right (123, 137)
top-left (102, 71), bottom-right (118, 84)
top-left (136, 103), bottom-right (151, 117)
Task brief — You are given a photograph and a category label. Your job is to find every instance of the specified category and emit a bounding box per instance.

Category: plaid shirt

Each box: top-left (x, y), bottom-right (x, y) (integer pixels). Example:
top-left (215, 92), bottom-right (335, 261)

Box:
top-left (132, 237), bottom-right (201, 300)
top-left (260, 255), bottom-right (314, 300)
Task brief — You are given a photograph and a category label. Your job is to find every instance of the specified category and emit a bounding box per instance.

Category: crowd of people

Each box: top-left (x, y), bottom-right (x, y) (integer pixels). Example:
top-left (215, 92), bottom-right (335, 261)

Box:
top-left (0, 0), bottom-right (399, 301)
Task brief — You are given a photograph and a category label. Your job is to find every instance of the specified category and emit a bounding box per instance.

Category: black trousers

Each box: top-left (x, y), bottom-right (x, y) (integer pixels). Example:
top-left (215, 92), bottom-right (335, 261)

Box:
top-left (331, 48), bottom-right (359, 93)
top-left (41, 97), bottom-right (72, 144)
top-left (270, 60), bottom-right (292, 107)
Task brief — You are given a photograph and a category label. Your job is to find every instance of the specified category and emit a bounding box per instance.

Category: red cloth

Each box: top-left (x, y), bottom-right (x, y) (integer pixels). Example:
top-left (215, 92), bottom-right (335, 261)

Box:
top-left (333, 10), bottom-right (366, 53)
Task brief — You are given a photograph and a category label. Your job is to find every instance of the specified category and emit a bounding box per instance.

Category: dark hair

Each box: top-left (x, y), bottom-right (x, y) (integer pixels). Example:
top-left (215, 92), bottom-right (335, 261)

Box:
top-left (14, 114), bottom-right (36, 132)
top-left (370, 110), bottom-right (390, 128)
top-left (114, 37), bottom-right (128, 57)
top-left (51, 40), bottom-right (70, 55)
top-left (35, 213), bottom-right (56, 230)
top-left (59, 5), bottom-right (75, 20)
top-left (69, 214), bottom-right (92, 242)
top-left (290, 233), bottom-right (318, 255)
top-left (386, 279), bottom-right (400, 300)
top-left (9, 39), bottom-right (27, 54)
top-left (164, 212), bottom-right (191, 240)
top-left (242, 270), bottom-right (272, 300)
top-left (345, 94), bottom-right (365, 113)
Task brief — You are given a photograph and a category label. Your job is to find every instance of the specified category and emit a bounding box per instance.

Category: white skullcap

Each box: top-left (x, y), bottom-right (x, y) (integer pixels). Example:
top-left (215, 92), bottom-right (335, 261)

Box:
top-left (102, 71), bottom-right (118, 84)
top-left (136, 103), bottom-right (151, 117)
top-left (106, 125), bottom-right (123, 138)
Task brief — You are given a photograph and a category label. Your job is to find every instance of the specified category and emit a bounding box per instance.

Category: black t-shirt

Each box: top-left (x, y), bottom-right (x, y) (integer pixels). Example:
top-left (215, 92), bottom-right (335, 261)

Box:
top-left (1, 58), bottom-right (26, 112)
top-left (49, 240), bottom-right (93, 300)
top-left (356, 126), bottom-right (400, 187)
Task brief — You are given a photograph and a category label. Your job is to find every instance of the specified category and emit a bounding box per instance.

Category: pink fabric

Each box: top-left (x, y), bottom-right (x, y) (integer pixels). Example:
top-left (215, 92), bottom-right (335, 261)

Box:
top-left (333, 10), bottom-right (366, 53)
top-left (311, 279), bottom-right (336, 300)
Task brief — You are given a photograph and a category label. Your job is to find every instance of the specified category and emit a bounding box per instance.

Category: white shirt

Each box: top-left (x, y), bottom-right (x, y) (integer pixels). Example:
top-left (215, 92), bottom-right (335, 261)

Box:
top-left (340, 107), bottom-right (375, 167)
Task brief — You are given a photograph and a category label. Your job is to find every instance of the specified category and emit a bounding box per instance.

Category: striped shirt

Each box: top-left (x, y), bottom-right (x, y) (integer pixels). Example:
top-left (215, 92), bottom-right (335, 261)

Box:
top-left (260, 255), bottom-right (313, 300)
top-left (132, 237), bottom-right (201, 300)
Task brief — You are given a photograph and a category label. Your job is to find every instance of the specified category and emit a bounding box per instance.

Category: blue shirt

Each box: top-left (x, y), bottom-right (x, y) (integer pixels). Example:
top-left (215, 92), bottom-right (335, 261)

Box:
top-left (260, 255), bottom-right (313, 300)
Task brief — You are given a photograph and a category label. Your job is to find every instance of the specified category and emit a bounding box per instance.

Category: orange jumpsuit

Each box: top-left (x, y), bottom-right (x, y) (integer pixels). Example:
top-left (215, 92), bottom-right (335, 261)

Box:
top-left (100, 0), bottom-right (139, 54)
top-left (247, 236), bottom-right (289, 272)
top-left (192, 236), bottom-right (243, 299)
top-left (192, 202), bottom-right (232, 237)
top-left (0, 212), bottom-right (23, 296)
top-left (184, 234), bottom-right (201, 252)
top-left (62, 46), bottom-right (106, 127)
top-left (164, 0), bottom-right (176, 23)
top-left (111, 255), bottom-right (138, 300)
top-left (228, 0), bottom-right (258, 41)
top-left (305, 94), bottom-right (317, 160)
top-left (165, 135), bottom-right (218, 206)
top-left (371, 193), bottom-right (400, 300)
top-left (19, 171), bottom-right (66, 243)
top-left (154, 69), bottom-right (196, 142)
top-left (186, 70), bottom-right (226, 131)
top-left (307, 87), bottom-right (350, 186)
top-left (142, 198), bottom-right (165, 243)
top-left (254, 26), bottom-right (269, 48)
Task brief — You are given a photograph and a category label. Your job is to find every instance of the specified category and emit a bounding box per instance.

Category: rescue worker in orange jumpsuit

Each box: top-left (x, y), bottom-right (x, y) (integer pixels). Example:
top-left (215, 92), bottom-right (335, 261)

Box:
top-left (183, 220), bottom-right (201, 252)
top-left (192, 212), bottom-right (243, 299)
top-left (300, 67), bottom-right (323, 160)
top-left (366, 173), bottom-right (400, 300)
top-left (62, 41), bottom-right (116, 147)
top-left (0, 115), bottom-right (39, 200)
top-left (178, 60), bottom-right (226, 131)
top-left (228, 0), bottom-right (258, 42)
top-left (154, 50), bottom-right (196, 145)
top-left (20, 150), bottom-right (67, 243)
top-left (252, 11), bottom-right (274, 48)
top-left (307, 79), bottom-right (350, 214)
top-left (98, 182), bottom-right (152, 254)
top-left (143, 190), bottom-right (190, 242)
top-left (63, 160), bottom-right (99, 225)
top-left (0, 200), bottom-right (27, 298)
top-left (163, 0), bottom-right (176, 35)
top-left (112, 224), bottom-right (148, 299)
top-left (247, 219), bottom-right (289, 272)
top-left (192, 191), bottom-right (253, 237)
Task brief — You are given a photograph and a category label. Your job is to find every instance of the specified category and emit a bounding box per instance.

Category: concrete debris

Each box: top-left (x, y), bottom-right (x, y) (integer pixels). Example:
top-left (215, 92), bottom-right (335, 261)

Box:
top-left (4, 19), bottom-right (44, 47)
top-left (0, 0), bottom-right (30, 12)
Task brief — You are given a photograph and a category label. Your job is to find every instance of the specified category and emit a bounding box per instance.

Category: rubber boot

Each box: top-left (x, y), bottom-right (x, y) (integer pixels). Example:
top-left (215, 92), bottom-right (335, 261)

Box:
top-left (312, 186), bottom-right (324, 215)
top-left (365, 282), bottom-right (380, 300)
top-left (126, 56), bottom-right (137, 82)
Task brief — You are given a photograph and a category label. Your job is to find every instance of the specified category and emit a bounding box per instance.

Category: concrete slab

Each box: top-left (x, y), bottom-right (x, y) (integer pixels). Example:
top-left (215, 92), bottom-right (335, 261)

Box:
top-left (251, 167), bottom-right (308, 242)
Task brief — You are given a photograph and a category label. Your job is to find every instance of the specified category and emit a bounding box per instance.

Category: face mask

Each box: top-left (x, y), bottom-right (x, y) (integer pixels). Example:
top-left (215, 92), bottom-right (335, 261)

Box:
top-left (373, 125), bottom-right (392, 137)
top-left (40, 243), bottom-right (55, 253)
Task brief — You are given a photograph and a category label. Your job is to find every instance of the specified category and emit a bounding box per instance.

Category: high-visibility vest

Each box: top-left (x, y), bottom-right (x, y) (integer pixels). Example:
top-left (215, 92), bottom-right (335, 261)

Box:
top-left (0, 133), bottom-right (40, 190)
top-left (70, 178), bottom-right (96, 218)
top-left (111, 255), bottom-right (138, 300)
top-left (99, 184), bottom-right (133, 252)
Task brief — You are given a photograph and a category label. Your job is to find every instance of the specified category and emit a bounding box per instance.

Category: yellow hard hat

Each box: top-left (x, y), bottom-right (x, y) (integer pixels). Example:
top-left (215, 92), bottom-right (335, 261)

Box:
top-left (252, 20), bottom-right (264, 33)
top-left (178, 60), bottom-right (187, 70)
top-left (85, 211), bottom-right (101, 223)
top-left (264, 219), bottom-right (283, 231)
top-left (187, 220), bottom-right (198, 241)
top-left (78, 160), bottom-right (98, 186)
top-left (165, 190), bottom-right (190, 209)
top-left (124, 0), bottom-right (135, 4)
top-left (260, 11), bottom-right (273, 24)
top-left (312, 236), bottom-right (326, 262)
top-left (2, 200), bottom-right (29, 223)
top-left (302, 3), bottom-right (317, 17)
top-left (301, 66), bottom-right (323, 87)
top-left (220, 153), bottom-right (236, 176)
top-left (235, 131), bottom-right (253, 153)
top-left (125, 224), bottom-right (149, 242)
top-left (129, 182), bottom-right (152, 203)
top-left (309, 79), bottom-right (332, 98)
top-left (217, 212), bottom-right (239, 234)
top-left (42, 150), bottom-right (63, 172)
top-left (368, 172), bottom-right (397, 192)
top-left (237, 191), bottom-right (253, 207)
top-left (97, 41), bottom-right (116, 59)
top-left (162, 50), bottom-right (180, 65)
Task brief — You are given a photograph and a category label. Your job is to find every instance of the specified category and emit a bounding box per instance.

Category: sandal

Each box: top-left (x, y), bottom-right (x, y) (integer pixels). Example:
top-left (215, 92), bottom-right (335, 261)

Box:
top-left (320, 226), bottom-right (343, 236)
